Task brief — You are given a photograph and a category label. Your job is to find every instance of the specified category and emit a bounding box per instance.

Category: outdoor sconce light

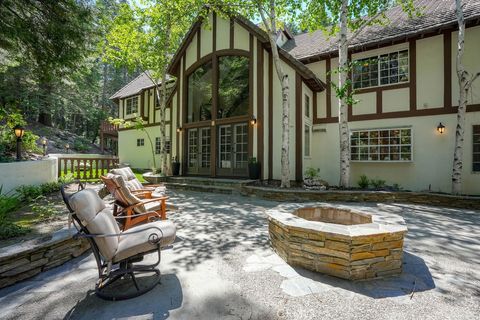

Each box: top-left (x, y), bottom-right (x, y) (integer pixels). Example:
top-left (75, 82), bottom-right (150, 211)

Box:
top-left (211, 120), bottom-right (215, 127)
top-left (250, 117), bottom-right (257, 126)
top-left (176, 127), bottom-right (183, 133)
top-left (13, 125), bottom-right (25, 161)
top-left (41, 137), bottom-right (48, 156)
top-left (65, 143), bottom-right (70, 154)
top-left (437, 122), bottom-right (445, 134)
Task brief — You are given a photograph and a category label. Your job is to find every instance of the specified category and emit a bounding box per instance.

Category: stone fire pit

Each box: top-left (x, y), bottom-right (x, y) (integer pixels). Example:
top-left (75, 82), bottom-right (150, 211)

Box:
top-left (266, 204), bottom-right (407, 280)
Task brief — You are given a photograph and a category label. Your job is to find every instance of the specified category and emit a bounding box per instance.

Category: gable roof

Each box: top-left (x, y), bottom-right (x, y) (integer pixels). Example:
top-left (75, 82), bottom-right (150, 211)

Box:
top-left (110, 72), bottom-right (174, 100)
top-left (283, 0), bottom-right (480, 62)
top-left (167, 11), bottom-right (326, 92)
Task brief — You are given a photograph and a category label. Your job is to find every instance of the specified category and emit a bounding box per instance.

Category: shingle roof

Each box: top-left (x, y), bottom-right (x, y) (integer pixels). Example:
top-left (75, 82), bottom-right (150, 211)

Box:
top-left (110, 71), bottom-right (172, 100)
top-left (283, 0), bottom-right (480, 62)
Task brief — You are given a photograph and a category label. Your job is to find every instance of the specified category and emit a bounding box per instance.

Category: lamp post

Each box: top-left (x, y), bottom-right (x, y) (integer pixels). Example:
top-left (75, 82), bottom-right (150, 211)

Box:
top-left (65, 143), bottom-right (70, 154)
top-left (41, 137), bottom-right (48, 156)
top-left (13, 125), bottom-right (25, 161)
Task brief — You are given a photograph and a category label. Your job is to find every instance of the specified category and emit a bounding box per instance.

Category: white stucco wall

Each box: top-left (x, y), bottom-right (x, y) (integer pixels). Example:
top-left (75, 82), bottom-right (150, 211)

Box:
top-left (0, 157), bottom-right (58, 194)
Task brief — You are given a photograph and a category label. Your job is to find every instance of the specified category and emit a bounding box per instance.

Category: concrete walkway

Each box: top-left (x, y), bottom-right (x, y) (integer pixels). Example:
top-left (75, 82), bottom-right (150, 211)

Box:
top-left (1, 191), bottom-right (479, 319)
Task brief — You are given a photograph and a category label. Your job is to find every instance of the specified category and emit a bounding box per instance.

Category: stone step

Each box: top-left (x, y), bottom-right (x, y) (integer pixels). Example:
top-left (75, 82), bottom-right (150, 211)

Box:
top-left (166, 177), bottom-right (254, 189)
top-left (165, 182), bottom-right (236, 194)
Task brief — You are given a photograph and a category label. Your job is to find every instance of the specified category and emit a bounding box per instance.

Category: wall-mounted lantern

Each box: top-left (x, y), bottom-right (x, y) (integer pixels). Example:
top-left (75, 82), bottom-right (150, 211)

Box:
top-left (41, 137), bottom-right (48, 156)
top-left (250, 116), bottom-right (257, 126)
top-left (13, 125), bottom-right (25, 161)
top-left (437, 122), bottom-right (445, 134)
top-left (176, 127), bottom-right (183, 133)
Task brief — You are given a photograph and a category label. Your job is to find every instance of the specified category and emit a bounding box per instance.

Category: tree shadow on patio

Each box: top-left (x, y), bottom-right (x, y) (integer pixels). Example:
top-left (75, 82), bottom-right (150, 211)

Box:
top-left (62, 273), bottom-right (183, 320)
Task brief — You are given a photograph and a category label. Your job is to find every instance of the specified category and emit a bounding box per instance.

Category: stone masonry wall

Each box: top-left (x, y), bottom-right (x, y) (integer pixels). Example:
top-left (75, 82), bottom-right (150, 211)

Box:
top-left (0, 228), bottom-right (90, 289)
top-left (243, 186), bottom-right (480, 210)
top-left (268, 218), bottom-right (405, 280)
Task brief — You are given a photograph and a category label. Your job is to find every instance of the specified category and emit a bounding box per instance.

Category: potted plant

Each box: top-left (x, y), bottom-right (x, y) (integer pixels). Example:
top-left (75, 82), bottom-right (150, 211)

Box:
top-left (172, 156), bottom-right (180, 176)
top-left (303, 167), bottom-right (328, 190)
top-left (248, 157), bottom-right (261, 179)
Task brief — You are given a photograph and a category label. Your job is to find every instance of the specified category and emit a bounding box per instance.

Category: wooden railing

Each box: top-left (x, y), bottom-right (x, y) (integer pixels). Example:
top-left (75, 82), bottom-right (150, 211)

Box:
top-left (100, 121), bottom-right (119, 135)
top-left (57, 157), bottom-right (119, 180)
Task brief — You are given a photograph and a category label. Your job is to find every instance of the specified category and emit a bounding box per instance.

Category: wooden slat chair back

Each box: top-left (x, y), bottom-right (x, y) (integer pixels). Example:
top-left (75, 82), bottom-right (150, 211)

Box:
top-left (101, 175), bottom-right (167, 230)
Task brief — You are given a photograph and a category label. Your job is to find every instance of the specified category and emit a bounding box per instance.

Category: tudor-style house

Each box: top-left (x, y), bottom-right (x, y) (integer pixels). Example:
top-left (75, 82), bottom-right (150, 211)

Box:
top-left (110, 0), bottom-right (480, 195)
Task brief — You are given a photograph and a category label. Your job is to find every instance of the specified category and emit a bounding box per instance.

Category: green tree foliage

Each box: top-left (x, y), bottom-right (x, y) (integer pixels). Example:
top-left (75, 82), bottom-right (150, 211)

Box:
top-left (0, 0), bottom-right (137, 148)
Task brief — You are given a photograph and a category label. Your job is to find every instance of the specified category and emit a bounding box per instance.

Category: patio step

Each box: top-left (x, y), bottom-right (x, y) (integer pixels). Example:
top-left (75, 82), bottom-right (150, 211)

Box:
top-left (164, 177), bottom-right (255, 194)
top-left (165, 182), bottom-right (236, 194)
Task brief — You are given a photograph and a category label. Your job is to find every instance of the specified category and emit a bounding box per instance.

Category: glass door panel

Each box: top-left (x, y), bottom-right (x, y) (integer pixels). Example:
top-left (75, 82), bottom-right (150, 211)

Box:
top-left (187, 127), bottom-right (211, 175)
top-left (216, 122), bottom-right (248, 177)
top-left (187, 129), bottom-right (198, 174)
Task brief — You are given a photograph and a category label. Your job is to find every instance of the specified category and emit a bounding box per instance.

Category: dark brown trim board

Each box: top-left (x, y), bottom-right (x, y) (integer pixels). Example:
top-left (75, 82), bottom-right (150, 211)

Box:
top-left (268, 51), bottom-right (273, 180)
top-left (409, 39), bottom-right (417, 111)
top-left (257, 40), bottom-right (264, 175)
top-left (376, 90), bottom-right (382, 114)
top-left (248, 33), bottom-right (254, 159)
top-left (295, 72), bottom-right (303, 181)
top-left (212, 12), bottom-right (217, 52)
top-left (326, 58), bottom-right (332, 119)
top-left (197, 28), bottom-right (201, 60)
top-left (176, 84), bottom-right (180, 161)
top-left (443, 30), bottom-right (452, 109)
top-left (230, 19), bottom-right (234, 49)
top-left (313, 92), bottom-right (318, 121)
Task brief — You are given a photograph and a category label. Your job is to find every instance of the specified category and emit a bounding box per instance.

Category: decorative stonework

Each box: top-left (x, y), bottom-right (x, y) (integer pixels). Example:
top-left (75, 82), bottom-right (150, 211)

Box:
top-left (0, 228), bottom-right (89, 289)
top-left (266, 204), bottom-right (407, 280)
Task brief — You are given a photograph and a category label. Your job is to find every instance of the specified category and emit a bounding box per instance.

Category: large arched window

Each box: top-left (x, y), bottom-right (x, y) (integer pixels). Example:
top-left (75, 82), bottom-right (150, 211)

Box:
top-left (186, 54), bottom-right (249, 123)
top-left (187, 61), bottom-right (212, 123)
top-left (217, 56), bottom-right (249, 119)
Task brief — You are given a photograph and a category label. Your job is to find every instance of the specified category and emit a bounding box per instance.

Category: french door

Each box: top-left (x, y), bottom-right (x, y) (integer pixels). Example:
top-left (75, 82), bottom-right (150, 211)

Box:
top-left (187, 127), bottom-right (211, 175)
top-left (216, 123), bottom-right (248, 177)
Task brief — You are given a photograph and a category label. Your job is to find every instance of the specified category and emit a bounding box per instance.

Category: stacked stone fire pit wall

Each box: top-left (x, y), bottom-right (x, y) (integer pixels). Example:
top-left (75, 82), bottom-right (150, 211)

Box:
top-left (267, 205), bottom-right (407, 280)
top-left (0, 228), bottom-right (89, 289)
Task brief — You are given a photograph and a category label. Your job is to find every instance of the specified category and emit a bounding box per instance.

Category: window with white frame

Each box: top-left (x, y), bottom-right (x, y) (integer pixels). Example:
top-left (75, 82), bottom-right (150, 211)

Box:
top-left (351, 128), bottom-right (412, 161)
top-left (155, 137), bottom-right (171, 154)
top-left (136, 138), bottom-right (144, 146)
top-left (304, 94), bottom-right (312, 157)
top-left (473, 125), bottom-right (480, 172)
top-left (352, 50), bottom-right (409, 89)
top-left (125, 96), bottom-right (138, 115)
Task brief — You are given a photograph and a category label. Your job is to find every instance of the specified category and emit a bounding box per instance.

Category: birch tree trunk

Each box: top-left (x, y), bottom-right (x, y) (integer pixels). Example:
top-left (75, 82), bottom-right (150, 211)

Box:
top-left (338, 0), bottom-right (350, 188)
top-left (452, 0), bottom-right (469, 194)
top-left (259, 0), bottom-right (290, 188)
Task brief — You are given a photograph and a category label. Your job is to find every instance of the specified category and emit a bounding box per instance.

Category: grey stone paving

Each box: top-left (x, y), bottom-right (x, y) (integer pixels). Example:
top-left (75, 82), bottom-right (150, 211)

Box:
top-left (1, 191), bottom-right (479, 319)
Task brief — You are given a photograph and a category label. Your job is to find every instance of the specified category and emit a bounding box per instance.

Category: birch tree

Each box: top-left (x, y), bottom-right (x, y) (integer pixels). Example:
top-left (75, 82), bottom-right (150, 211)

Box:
top-left (103, 1), bottom-right (200, 174)
top-left (452, 0), bottom-right (480, 194)
top-left (300, 0), bottom-right (415, 188)
top-left (212, 0), bottom-right (294, 188)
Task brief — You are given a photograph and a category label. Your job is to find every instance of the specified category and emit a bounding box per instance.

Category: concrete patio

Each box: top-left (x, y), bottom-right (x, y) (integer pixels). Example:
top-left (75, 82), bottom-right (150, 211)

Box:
top-left (1, 191), bottom-right (479, 319)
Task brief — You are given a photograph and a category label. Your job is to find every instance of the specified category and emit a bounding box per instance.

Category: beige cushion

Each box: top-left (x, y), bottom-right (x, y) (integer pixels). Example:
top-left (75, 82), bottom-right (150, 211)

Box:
top-left (126, 179), bottom-right (144, 191)
top-left (69, 190), bottom-right (119, 261)
top-left (69, 189), bottom-right (106, 223)
top-left (111, 167), bottom-right (136, 181)
top-left (111, 175), bottom-right (144, 210)
top-left (144, 202), bottom-right (161, 212)
top-left (113, 220), bottom-right (176, 263)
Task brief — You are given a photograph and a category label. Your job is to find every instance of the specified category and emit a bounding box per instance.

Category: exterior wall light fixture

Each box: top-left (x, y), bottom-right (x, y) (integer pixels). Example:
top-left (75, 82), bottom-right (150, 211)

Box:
top-left (250, 117), bottom-right (257, 126)
top-left (437, 122), bottom-right (445, 134)
top-left (41, 137), bottom-right (48, 156)
top-left (13, 125), bottom-right (25, 161)
top-left (176, 127), bottom-right (183, 133)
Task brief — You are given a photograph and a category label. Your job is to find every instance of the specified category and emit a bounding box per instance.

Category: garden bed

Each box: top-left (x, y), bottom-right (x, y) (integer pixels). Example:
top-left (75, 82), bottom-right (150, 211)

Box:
top-left (241, 185), bottom-right (480, 210)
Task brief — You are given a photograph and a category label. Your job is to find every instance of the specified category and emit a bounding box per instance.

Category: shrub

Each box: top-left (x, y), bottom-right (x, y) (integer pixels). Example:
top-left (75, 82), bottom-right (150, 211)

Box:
top-left (304, 167), bottom-right (320, 179)
top-left (371, 178), bottom-right (386, 189)
top-left (358, 174), bottom-right (370, 189)
top-left (0, 187), bottom-right (29, 240)
top-left (16, 181), bottom-right (61, 202)
top-left (73, 139), bottom-right (89, 152)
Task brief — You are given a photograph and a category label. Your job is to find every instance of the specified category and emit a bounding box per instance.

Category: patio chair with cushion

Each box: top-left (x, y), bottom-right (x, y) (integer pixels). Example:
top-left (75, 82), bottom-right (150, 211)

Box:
top-left (60, 186), bottom-right (176, 301)
top-left (101, 174), bottom-right (168, 230)
top-left (110, 167), bottom-right (166, 195)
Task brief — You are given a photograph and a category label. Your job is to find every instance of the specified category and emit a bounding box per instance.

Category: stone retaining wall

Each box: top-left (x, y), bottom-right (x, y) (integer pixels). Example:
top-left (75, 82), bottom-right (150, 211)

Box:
top-left (0, 228), bottom-right (89, 289)
top-left (242, 186), bottom-right (480, 210)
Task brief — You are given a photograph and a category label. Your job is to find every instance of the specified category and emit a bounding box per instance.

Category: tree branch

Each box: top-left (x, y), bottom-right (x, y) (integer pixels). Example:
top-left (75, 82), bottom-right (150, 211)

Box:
top-left (348, 9), bottom-right (386, 43)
